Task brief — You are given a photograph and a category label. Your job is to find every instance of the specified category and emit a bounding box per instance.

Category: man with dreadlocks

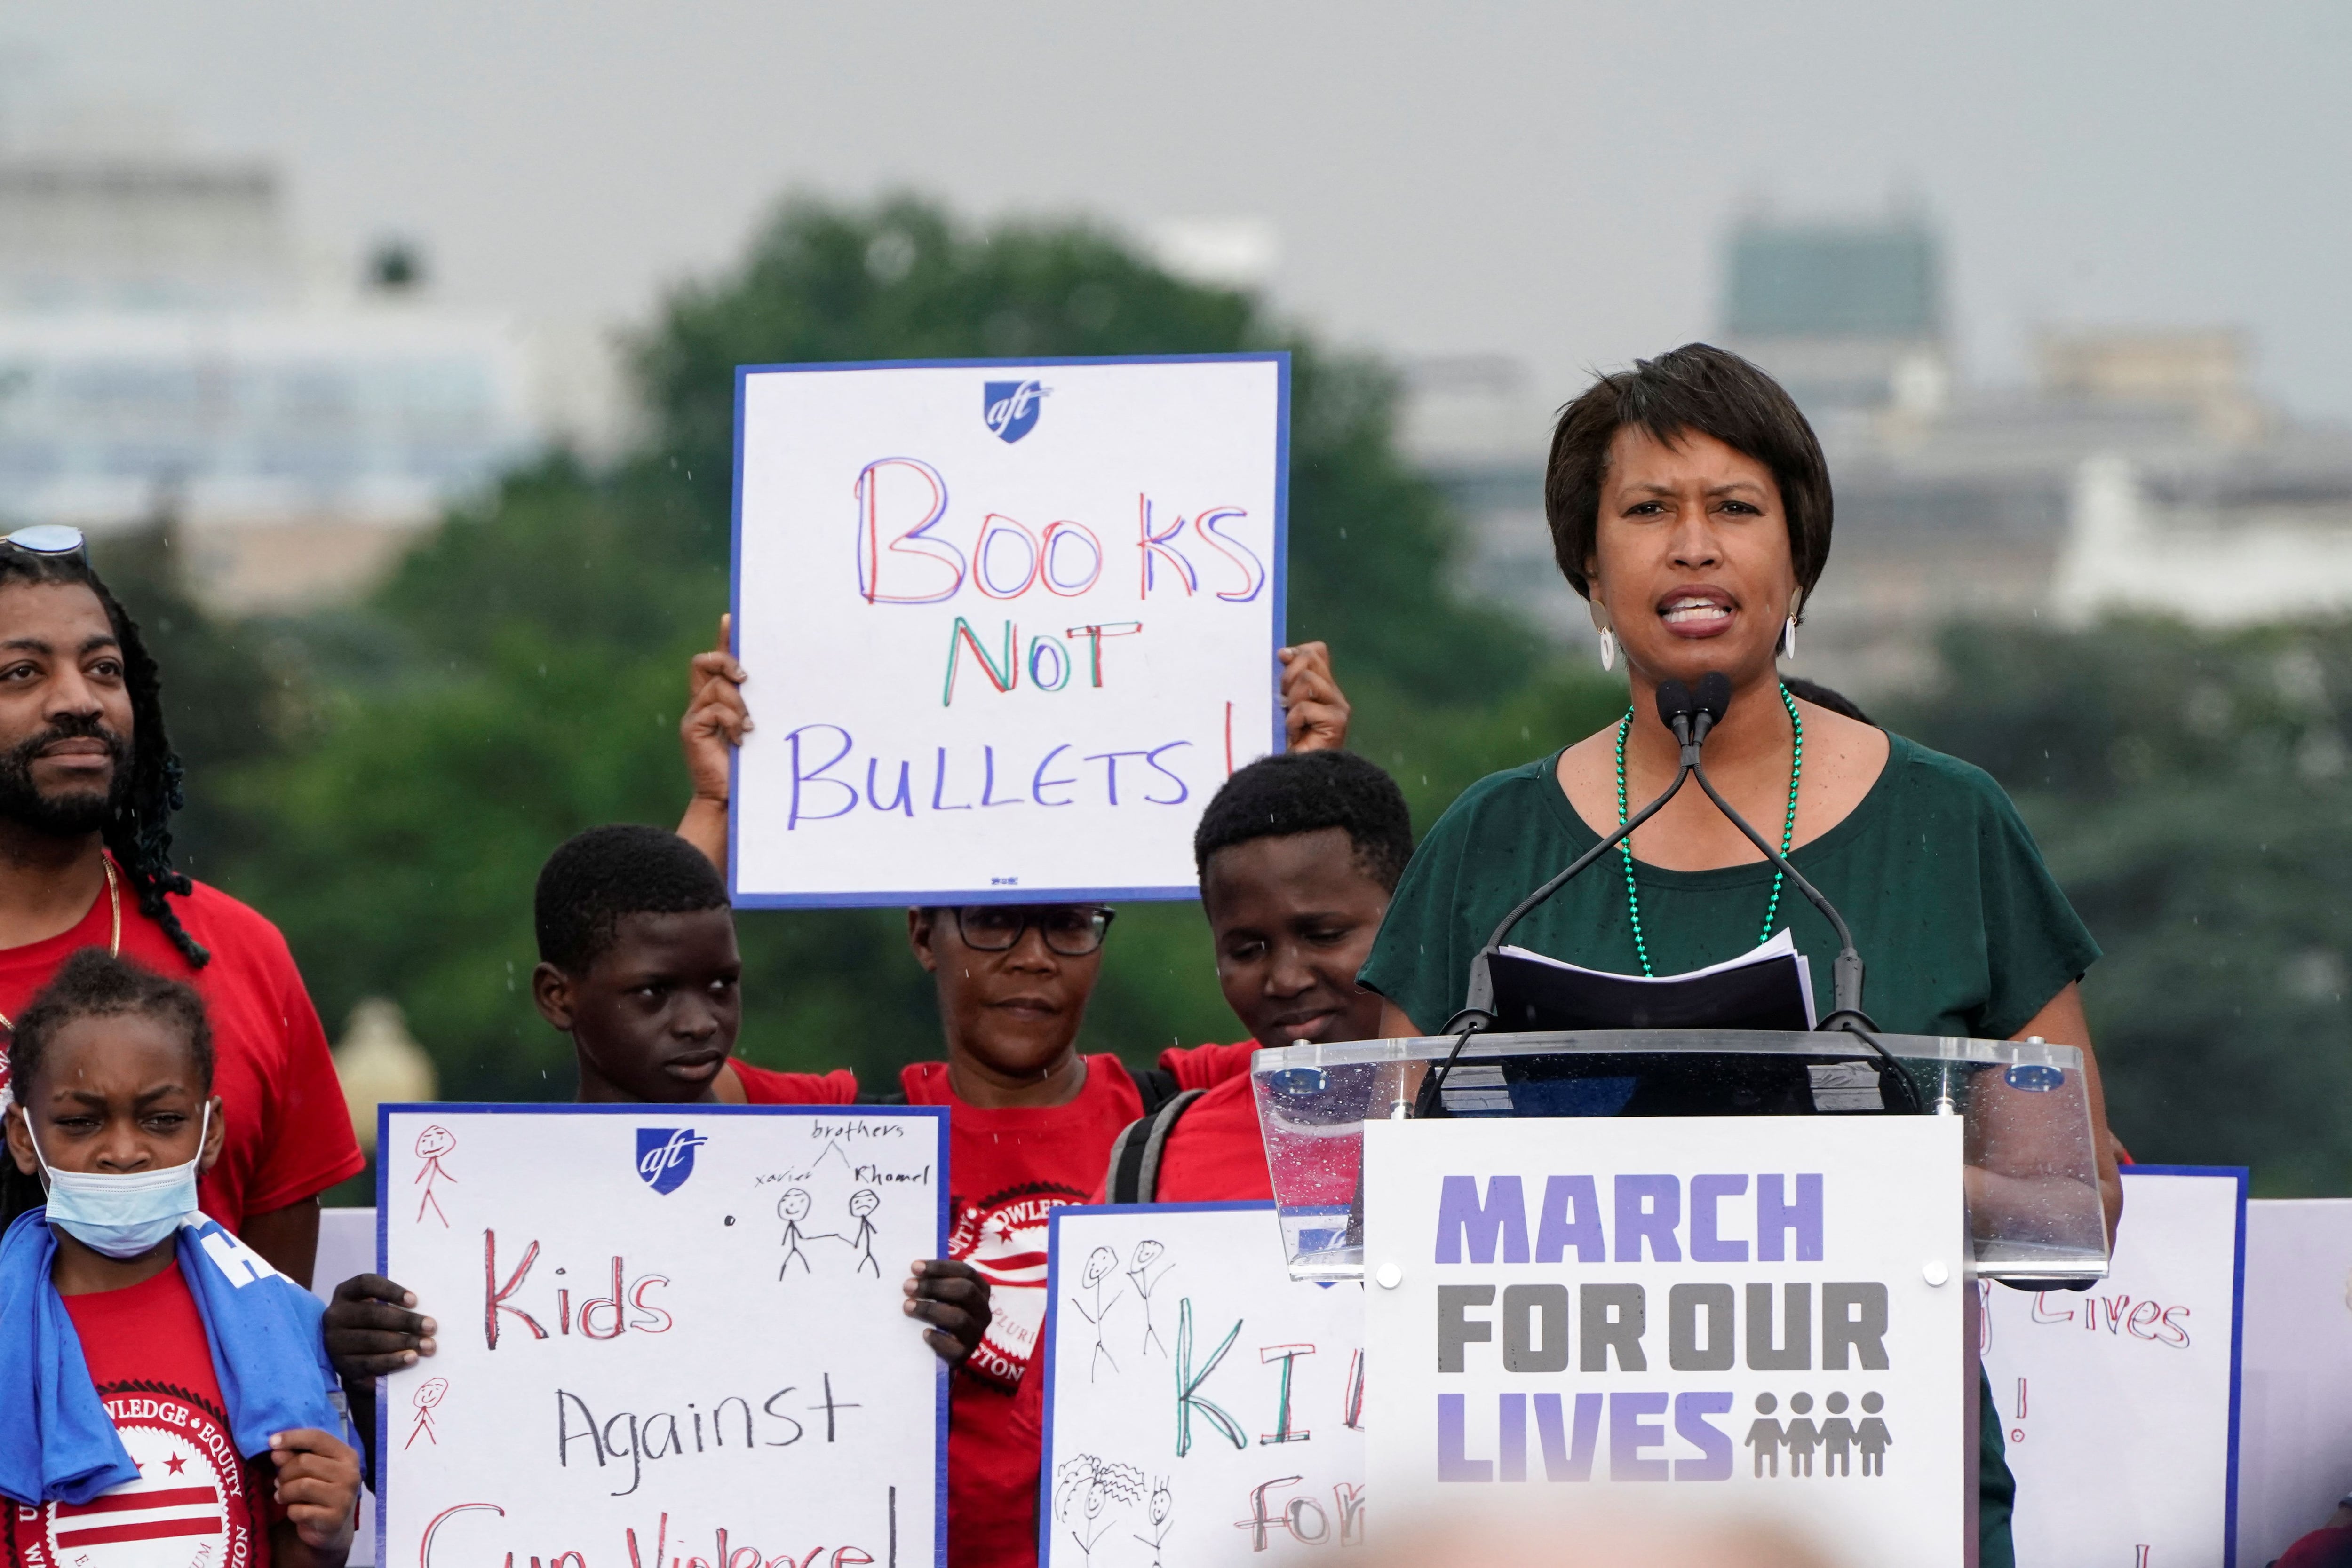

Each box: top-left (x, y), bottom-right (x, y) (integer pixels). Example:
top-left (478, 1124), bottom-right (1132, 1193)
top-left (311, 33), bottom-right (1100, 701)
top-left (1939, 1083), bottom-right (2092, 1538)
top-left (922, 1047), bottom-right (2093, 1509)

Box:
top-left (0, 529), bottom-right (360, 1285)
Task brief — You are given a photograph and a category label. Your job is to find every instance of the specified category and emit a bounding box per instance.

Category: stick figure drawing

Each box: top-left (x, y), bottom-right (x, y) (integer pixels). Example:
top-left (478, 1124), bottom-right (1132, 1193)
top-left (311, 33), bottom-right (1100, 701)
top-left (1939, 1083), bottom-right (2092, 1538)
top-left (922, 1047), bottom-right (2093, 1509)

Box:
top-left (778, 1189), bottom-right (817, 1277)
top-left (1070, 1245), bottom-right (1125, 1380)
top-left (412, 1125), bottom-right (456, 1227)
top-left (1131, 1478), bottom-right (1173, 1567)
top-left (848, 1188), bottom-right (882, 1277)
top-left (1126, 1239), bottom-right (1172, 1358)
top-left (1051, 1455), bottom-right (1144, 1568)
top-left (405, 1378), bottom-right (449, 1449)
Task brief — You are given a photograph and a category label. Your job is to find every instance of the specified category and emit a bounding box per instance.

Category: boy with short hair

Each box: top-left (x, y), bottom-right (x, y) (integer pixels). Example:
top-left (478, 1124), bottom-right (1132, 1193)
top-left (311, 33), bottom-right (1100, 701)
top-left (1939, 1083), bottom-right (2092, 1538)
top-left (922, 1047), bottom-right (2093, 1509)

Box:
top-left (1102, 747), bottom-right (1414, 1203)
top-left (321, 825), bottom-right (991, 1483)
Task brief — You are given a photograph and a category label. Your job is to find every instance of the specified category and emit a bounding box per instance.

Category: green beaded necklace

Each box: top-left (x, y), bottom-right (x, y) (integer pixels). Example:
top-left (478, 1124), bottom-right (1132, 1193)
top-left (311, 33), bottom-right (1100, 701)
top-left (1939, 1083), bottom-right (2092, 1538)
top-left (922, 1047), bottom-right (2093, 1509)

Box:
top-left (1613, 681), bottom-right (1804, 976)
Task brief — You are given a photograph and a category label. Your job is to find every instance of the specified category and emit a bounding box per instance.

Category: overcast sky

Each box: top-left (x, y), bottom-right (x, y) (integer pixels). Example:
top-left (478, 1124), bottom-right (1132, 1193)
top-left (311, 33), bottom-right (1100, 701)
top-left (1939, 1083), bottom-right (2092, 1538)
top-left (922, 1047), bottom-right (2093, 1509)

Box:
top-left (8, 1), bottom-right (2350, 418)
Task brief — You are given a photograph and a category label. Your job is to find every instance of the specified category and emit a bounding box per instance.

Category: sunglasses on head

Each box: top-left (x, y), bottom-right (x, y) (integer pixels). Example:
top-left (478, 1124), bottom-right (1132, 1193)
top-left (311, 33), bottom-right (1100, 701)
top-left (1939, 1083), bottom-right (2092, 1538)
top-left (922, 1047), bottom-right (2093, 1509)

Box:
top-left (0, 526), bottom-right (86, 559)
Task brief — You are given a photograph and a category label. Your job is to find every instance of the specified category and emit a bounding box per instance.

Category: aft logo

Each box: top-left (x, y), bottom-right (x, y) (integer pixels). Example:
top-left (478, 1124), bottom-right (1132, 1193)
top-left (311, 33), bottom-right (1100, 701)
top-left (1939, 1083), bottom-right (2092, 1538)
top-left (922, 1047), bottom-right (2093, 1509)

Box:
top-left (635, 1127), bottom-right (707, 1196)
top-left (983, 379), bottom-right (1046, 443)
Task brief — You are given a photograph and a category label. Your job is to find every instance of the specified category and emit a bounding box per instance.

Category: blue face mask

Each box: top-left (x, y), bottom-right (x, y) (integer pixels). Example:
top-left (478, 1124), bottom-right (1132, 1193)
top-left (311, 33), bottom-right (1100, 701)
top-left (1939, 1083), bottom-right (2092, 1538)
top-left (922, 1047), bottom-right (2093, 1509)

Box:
top-left (27, 1104), bottom-right (208, 1259)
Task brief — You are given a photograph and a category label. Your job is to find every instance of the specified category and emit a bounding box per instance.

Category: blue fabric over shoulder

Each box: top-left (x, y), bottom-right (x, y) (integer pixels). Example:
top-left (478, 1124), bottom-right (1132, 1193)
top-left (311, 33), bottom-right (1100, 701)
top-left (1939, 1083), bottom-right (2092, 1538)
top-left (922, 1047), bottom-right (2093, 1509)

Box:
top-left (0, 1208), bottom-right (341, 1507)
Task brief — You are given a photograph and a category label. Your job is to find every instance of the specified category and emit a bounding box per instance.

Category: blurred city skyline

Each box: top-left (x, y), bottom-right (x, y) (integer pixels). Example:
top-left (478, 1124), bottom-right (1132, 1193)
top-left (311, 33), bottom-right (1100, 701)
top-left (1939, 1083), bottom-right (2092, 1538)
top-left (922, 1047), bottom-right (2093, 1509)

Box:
top-left (0, 1), bottom-right (2346, 420)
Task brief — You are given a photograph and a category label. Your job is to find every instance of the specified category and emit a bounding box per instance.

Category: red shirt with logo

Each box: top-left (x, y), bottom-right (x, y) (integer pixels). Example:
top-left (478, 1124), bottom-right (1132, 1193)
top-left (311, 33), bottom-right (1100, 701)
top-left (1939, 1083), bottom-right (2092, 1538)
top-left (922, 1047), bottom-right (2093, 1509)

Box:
top-left (899, 1055), bottom-right (1146, 1568)
top-left (726, 1060), bottom-right (857, 1104)
top-left (4, 1259), bottom-right (275, 1568)
top-left (0, 869), bottom-right (363, 1236)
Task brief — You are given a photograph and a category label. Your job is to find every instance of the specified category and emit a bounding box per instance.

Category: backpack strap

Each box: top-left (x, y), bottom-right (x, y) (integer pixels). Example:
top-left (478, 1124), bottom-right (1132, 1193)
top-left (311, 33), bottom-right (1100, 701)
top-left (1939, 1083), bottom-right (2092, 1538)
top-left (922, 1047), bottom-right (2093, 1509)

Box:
top-left (1104, 1090), bottom-right (1206, 1204)
top-left (1132, 1066), bottom-right (1180, 1114)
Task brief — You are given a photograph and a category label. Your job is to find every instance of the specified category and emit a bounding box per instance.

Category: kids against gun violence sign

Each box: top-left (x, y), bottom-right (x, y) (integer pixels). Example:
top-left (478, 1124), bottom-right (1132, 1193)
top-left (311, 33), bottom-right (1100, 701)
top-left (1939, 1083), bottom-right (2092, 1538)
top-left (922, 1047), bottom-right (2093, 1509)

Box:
top-left (1362, 1116), bottom-right (1968, 1563)
top-left (378, 1105), bottom-right (950, 1568)
top-left (728, 354), bottom-right (1287, 908)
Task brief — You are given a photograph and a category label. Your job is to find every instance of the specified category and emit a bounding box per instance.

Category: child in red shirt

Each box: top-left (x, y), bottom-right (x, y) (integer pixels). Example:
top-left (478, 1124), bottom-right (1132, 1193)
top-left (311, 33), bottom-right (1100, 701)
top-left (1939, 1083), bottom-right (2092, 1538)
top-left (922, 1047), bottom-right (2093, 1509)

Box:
top-left (320, 825), bottom-right (991, 1483)
top-left (0, 950), bottom-right (362, 1568)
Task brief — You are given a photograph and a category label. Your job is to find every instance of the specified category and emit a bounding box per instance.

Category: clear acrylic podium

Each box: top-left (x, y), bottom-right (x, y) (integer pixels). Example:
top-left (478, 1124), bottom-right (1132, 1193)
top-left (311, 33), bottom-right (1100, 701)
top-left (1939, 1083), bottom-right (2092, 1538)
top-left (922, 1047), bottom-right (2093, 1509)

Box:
top-left (1249, 1029), bottom-right (2110, 1287)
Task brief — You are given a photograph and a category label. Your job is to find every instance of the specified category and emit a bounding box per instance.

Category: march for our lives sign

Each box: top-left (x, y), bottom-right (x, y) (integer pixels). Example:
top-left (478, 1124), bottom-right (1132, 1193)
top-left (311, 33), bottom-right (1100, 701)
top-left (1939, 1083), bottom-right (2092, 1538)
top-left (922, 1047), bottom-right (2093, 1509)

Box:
top-left (377, 1105), bottom-right (950, 1568)
top-left (730, 355), bottom-right (1287, 906)
top-left (1361, 1117), bottom-right (1967, 1564)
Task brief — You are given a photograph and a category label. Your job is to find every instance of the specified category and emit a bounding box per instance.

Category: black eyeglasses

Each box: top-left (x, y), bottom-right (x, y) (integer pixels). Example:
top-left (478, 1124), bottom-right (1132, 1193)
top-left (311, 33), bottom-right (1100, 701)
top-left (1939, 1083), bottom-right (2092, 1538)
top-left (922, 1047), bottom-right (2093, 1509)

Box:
top-left (952, 905), bottom-right (1116, 956)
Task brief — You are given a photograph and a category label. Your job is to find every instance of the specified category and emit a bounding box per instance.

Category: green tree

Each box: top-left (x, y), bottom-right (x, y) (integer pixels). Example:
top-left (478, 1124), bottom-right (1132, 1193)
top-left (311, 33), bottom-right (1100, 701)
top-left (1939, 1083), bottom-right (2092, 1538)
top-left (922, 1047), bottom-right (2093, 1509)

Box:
top-left (1891, 615), bottom-right (2352, 1195)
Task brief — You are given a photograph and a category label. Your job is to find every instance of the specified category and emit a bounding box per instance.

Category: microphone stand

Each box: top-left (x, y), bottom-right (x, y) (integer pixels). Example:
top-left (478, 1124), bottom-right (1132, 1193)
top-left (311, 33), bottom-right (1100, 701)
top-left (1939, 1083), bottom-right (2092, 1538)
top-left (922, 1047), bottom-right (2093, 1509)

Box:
top-left (1415, 673), bottom-right (1922, 1118)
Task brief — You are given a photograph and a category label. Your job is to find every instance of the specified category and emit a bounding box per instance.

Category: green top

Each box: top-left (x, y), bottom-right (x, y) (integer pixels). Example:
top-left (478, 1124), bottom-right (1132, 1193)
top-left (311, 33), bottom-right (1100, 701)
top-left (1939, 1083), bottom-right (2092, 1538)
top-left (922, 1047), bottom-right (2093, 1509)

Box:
top-left (1362, 731), bottom-right (2099, 1038)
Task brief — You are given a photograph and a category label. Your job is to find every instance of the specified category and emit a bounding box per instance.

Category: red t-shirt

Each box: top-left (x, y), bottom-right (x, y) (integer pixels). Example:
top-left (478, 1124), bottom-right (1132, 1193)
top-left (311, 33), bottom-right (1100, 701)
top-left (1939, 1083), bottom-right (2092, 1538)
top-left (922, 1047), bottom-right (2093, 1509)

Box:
top-left (2278, 1527), bottom-right (2352, 1568)
top-left (900, 1055), bottom-right (1146, 1568)
top-left (0, 869), bottom-right (363, 1234)
top-left (726, 1060), bottom-right (857, 1104)
top-left (4, 1260), bottom-right (274, 1568)
top-left (1157, 1040), bottom-right (1256, 1091)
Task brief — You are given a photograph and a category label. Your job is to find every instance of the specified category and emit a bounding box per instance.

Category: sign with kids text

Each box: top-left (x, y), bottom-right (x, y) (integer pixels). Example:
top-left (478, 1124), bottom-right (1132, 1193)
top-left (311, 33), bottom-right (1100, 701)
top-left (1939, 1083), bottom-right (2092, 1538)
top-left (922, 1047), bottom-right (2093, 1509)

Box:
top-left (1363, 1117), bottom-right (1967, 1564)
top-left (730, 355), bottom-right (1288, 906)
top-left (377, 1105), bottom-right (950, 1568)
top-left (1039, 1204), bottom-right (1365, 1567)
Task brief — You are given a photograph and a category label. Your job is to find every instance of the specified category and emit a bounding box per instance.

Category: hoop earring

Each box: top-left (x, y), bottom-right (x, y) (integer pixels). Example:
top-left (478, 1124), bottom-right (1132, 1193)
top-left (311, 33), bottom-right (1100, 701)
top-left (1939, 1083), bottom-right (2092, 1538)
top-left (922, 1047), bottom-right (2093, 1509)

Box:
top-left (1599, 628), bottom-right (1618, 672)
top-left (1781, 616), bottom-right (1797, 661)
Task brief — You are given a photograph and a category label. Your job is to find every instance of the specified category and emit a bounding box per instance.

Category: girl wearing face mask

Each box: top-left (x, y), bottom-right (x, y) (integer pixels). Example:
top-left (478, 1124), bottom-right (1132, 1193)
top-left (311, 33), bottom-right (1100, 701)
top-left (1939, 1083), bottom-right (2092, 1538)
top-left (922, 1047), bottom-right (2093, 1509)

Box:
top-left (0, 948), bottom-right (362, 1568)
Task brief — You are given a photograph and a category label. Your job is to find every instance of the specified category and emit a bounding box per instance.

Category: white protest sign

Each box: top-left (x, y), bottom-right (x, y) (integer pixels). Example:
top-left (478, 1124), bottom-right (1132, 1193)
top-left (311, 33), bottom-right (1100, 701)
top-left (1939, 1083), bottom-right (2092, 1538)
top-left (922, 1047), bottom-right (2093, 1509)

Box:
top-left (377, 1105), bottom-right (949, 1568)
top-left (1039, 1204), bottom-right (1365, 1567)
top-left (2237, 1197), bottom-right (2352, 1563)
top-left (1979, 1166), bottom-right (2244, 1567)
top-left (1362, 1117), bottom-right (1967, 1563)
top-left (731, 355), bottom-right (1287, 906)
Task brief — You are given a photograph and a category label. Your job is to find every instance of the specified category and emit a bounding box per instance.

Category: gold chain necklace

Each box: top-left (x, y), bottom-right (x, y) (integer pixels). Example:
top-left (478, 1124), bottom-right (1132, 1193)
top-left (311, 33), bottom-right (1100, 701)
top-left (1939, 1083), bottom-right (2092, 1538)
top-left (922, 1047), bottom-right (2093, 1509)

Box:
top-left (0, 856), bottom-right (121, 1033)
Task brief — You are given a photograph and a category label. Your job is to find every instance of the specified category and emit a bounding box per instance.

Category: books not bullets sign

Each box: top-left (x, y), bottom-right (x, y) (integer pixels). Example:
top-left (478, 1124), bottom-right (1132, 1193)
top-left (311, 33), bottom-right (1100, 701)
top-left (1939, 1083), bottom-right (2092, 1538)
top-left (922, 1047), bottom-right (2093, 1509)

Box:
top-left (377, 1105), bottom-right (950, 1568)
top-left (1362, 1116), bottom-right (1968, 1566)
top-left (730, 354), bottom-right (1288, 907)
top-left (1040, 1204), bottom-right (1365, 1566)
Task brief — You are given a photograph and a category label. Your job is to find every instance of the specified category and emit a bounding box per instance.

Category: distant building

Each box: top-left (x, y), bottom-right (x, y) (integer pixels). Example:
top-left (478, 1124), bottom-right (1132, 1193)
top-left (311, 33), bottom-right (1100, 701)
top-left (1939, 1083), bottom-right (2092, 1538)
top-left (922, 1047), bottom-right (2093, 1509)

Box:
top-left (0, 153), bottom-right (536, 610)
top-left (1407, 214), bottom-right (2352, 697)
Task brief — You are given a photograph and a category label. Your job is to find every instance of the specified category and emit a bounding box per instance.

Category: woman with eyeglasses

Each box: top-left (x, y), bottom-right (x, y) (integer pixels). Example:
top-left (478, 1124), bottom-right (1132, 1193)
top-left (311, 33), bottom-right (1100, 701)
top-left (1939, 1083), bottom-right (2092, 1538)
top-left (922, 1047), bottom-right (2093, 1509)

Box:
top-left (670, 621), bottom-right (1353, 1568)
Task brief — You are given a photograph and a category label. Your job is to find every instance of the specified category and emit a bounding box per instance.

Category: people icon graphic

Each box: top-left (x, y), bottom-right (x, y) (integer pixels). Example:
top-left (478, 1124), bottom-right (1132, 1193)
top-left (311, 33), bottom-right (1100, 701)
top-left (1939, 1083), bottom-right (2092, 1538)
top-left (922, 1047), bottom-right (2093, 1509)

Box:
top-left (1746, 1392), bottom-right (1784, 1477)
top-left (413, 1125), bottom-right (457, 1227)
top-left (1818, 1391), bottom-right (1856, 1476)
top-left (1126, 1239), bottom-right (1171, 1358)
top-left (1747, 1391), bottom-right (1891, 1479)
top-left (778, 1188), bottom-right (816, 1277)
top-left (1069, 1245), bottom-right (1125, 1380)
top-left (1857, 1392), bottom-right (1893, 1475)
top-left (1782, 1391), bottom-right (1820, 1476)
top-left (405, 1377), bottom-right (449, 1449)
top-left (847, 1188), bottom-right (881, 1278)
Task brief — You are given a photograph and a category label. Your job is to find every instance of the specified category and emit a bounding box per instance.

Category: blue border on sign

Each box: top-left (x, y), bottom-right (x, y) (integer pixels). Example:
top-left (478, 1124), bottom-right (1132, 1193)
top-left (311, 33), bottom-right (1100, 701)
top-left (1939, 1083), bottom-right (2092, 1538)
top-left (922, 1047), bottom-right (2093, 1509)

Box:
top-left (1036, 1202), bottom-right (1273, 1566)
top-left (726, 353), bottom-right (1291, 910)
top-left (373, 1101), bottom-right (954, 1568)
top-left (2118, 1164), bottom-right (2249, 1567)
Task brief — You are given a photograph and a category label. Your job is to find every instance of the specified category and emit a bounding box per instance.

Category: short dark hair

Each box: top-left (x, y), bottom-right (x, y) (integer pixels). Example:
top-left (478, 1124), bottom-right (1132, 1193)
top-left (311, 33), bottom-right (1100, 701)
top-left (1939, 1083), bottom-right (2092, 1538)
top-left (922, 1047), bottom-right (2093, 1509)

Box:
top-left (0, 550), bottom-right (207, 968)
top-left (1192, 751), bottom-right (1414, 892)
top-left (1543, 342), bottom-right (1834, 607)
top-left (10, 948), bottom-right (214, 1101)
top-left (534, 824), bottom-right (730, 974)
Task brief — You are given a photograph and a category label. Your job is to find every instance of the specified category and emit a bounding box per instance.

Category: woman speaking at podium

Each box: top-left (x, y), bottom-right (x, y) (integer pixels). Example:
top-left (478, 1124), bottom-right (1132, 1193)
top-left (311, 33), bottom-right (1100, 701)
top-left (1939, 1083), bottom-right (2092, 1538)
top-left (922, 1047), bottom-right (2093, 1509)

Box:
top-left (1357, 343), bottom-right (2122, 1564)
